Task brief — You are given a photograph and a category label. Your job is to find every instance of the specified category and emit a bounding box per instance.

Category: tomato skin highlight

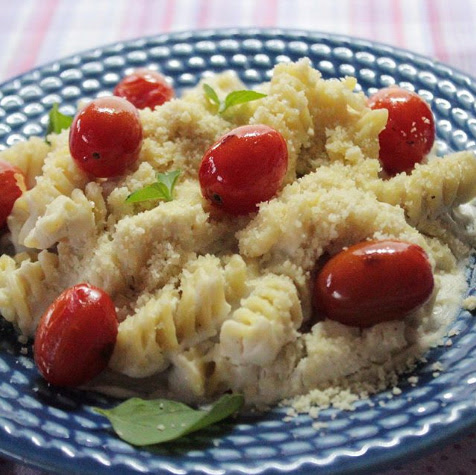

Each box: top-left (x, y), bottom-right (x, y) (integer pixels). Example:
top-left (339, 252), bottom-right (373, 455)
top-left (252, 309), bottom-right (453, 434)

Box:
top-left (0, 160), bottom-right (26, 228)
top-left (114, 69), bottom-right (174, 109)
top-left (34, 283), bottom-right (118, 387)
top-left (69, 96), bottom-right (143, 178)
top-left (314, 240), bottom-right (434, 328)
top-left (368, 86), bottom-right (435, 175)
top-left (199, 124), bottom-right (288, 215)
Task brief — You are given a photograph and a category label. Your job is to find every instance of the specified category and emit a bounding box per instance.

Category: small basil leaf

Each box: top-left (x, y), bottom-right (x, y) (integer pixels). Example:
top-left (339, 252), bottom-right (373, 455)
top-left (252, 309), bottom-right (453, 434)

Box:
top-left (220, 90), bottom-right (267, 114)
top-left (125, 169), bottom-right (181, 204)
top-left (186, 393), bottom-right (244, 432)
top-left (203, 84), bottom-right (221, 108)
top-left (203, 84), bottom-right (267, 115)
top-left (46, 104), bottom-right (73, 143)
top-left (156, 169), bottom-right (181, 199)
top-left (125, 183), bottom-right (169, 203)
top-left (93, 394), bottom-right (244, 446)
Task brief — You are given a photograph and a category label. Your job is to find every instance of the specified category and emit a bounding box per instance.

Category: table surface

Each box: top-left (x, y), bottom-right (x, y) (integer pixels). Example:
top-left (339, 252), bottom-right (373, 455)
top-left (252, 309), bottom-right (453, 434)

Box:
top-left (0, 0), bottom-right (476, 474)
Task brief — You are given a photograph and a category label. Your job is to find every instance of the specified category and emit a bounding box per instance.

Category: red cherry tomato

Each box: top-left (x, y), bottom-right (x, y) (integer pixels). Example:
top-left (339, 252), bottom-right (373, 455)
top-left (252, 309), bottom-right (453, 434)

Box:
top-left (34, 283), bottom-right (118, 387)
top-left (0, 160), bottom-right (26, 228)
top-left (314, 240), bottom-right (434, 328)
top-left (368, 86), bottom-right (435, 175)
top-left (113, 69), bottom-right (174, 109)
top-left (199, 125), bottom-right (288, 215)
top-left (69, 96), bottom-right (143, 178)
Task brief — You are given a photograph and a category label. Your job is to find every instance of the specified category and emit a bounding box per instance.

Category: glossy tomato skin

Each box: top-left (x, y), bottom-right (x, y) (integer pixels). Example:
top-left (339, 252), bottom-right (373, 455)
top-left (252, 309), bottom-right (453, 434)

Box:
top-left (113, 69), bottom-right (174, 109)
top-left (199, 125), bottom-right (288, 215)
top-left (314, 240), bottom-right (434, 328)
top-left (69, 96), bottom-right (143, 178)
top-left (368, 86), bottom-right (435, 175)
top-left (0, 160), bottom-right (26, 228)
top-left (34, 283), bottom-right (118, 387)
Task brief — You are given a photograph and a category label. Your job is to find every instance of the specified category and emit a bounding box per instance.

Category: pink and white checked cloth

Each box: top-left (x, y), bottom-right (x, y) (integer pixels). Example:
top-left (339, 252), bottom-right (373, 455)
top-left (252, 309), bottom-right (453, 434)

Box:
top-left (0, 0), bottom-right (475, 80)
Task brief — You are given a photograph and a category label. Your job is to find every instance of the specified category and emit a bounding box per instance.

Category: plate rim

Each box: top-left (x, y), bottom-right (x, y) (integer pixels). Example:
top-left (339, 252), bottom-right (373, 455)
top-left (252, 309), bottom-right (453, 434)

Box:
top-left (0, 26), bottom-right (476, 475)
top-left (2, 26), bottom-right (476, 90)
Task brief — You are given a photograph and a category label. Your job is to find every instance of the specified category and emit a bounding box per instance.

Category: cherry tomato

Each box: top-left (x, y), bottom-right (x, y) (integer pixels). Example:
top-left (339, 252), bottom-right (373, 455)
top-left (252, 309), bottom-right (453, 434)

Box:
top-left (34, 283), bottom-right (118, 387)
top-left (199, 125), bottom-right (288, 215)
top-left (113, 68), bottom-right (174, 109)
top-left (314, 240), bottom-right (434, 328)
top-left (69, 96), bottom-right (143, 178)
top-left (0, 160), bottom-right (26, 228)
top-left (368, 86), bottom-right (435, 175)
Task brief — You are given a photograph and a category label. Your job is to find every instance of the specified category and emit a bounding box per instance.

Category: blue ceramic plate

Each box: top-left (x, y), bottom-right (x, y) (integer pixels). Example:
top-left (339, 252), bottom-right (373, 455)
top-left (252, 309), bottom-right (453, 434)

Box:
top-left (1, 29), bottom-right (476, 475)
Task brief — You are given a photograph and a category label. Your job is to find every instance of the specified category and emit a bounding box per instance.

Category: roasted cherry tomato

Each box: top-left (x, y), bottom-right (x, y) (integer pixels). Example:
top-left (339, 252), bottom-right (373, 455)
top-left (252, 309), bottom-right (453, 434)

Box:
top-left (69, 96), bottom-right (143, 178)
top-left (113, 68), bottom-right (174, 109)
top-left (314, 239), bottom-right (434, 327)
top-left (34, 283), bottom-right (118, 387)
top-left (0, 160), bottom-right (26, 228)
top-left (199, 124), bottom-right (288, 215)
top-left (368, 86), bottom-right (435, 175)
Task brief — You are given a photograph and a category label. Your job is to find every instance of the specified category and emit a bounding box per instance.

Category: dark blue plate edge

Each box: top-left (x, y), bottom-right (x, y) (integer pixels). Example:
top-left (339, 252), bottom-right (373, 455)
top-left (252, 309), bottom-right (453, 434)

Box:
top-left (1, 27), bottom-right (475, 93)
top-left (0, 27), bottom-right (475, 475)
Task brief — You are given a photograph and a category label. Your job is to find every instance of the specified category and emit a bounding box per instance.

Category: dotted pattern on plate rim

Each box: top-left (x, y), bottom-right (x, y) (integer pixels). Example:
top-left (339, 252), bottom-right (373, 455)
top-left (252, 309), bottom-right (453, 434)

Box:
top-left (0, 28), bottom-right (476, 475)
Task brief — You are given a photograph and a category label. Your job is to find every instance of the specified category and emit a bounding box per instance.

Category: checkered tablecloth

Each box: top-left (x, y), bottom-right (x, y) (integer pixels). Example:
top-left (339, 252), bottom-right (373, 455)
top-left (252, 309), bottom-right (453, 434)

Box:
top-left (0, 1), bottom-right (475, 474)
top-left (1, 0), bottom-right (476, 80)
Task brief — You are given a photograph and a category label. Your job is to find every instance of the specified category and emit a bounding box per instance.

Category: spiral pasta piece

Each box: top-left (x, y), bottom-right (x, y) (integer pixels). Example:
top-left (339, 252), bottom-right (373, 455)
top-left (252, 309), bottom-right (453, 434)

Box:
top-left (238, 180), bottom-right (427, 273)
top-left (8, 132), bottom-right (89, 248)
top-left (0, 251), bottom-right (59, 336)
top-left (292, 61), bottom-right (387, 176)
top-left (109, 285), bottom-right (179, 377)
top-left (0, 136), bottom-right (50, 189)
top-left (370, 152), bottom-right (476, 227)
top-left (174, 255), bottom-right (233, 341)
top-left (249, 60), bottom-right (317, 183)
top-left (169, 347), bottom-right (210, 400)
top-left (109, 254), bottom-right (249, 378)
top-left (21, 188), bottom-right (97, 250)
top-left (219, 274), bottom-right (302, 366)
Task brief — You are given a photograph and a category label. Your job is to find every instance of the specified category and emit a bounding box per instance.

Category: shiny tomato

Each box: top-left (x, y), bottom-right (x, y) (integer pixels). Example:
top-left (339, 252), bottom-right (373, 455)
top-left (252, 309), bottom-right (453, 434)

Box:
top-left (0, 160), bottom-right (26, 228)
top-left (69, 96), bottom-right (143, 178)
top-left (368, 86), bottom-right (435, 175)
top-left (34, 283), bottom-right (118, 387)
top-left (199, 124), bottom-right (288, 215)
top-left (314, 240), bottom-right (434, 327)
top-left (113, 69), bottom-right (174, 109)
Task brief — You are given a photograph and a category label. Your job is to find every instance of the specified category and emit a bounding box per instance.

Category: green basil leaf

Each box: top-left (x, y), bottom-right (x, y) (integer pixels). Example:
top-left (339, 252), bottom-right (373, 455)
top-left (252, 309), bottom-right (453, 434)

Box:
top-left (186, 393), bottom-right (244, 432)
top-left (220, 90), bottom-right (267, 114)
top-left (46, 103), bottom-right (73, 142)
top-left (203, 83), bottom-right (220, 108)
top-left (125, 169), bottom-right (181, 204)
top-left (203, 84), bottom-right (267, 115)
top-left (93, 394), bottom-right (244, 446)
top-left (125, 183), bottom-right (168, 203)
top-left (156, 169), bottom-right (181, 199)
